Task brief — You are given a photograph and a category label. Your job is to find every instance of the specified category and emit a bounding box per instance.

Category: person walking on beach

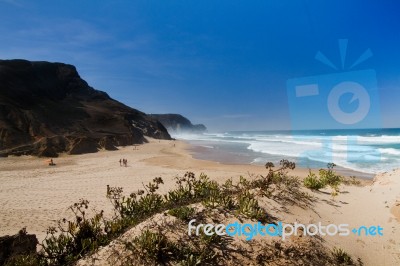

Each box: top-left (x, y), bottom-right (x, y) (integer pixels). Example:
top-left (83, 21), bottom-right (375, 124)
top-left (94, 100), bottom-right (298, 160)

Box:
top-left (119, 159), bottom-right (122, 166)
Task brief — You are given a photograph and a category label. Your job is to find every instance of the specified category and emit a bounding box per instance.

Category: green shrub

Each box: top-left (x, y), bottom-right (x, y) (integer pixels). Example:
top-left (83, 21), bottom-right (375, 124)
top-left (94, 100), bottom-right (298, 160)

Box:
top-left (216, 193), bottom-right (236, 210)
top-left (303, 163), bottom-right (343, 196)
top-left (108, 177), bottom-right (166, 219)
top-left (237, 191), bottom-right (265, 221)
top-left (342, 176), bottom-right (361, 186)
top-left (128, 230), bottom-right (178, 263)
top-left (4, 254), bottom-right (41, 266)
top-left (319, 163), bottom-right (341, 187)
top-left (125, 230), bottom-right (218, 265)
top-left (37, 161), bottom-right (313, 265)
top-left (202, 188), bottom-right (222, 208)
top-left (303, 171), bottom-right (325, 190)
top-left (332, 247), bottom-right (354, 265)
top-left (168, 206), bottom-right (196, 222)
top-left (40, 199), bottom-right (108, 265)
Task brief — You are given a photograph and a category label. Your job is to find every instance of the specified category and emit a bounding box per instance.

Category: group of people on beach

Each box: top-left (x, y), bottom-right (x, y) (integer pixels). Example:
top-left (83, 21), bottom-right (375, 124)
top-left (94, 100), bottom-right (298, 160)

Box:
top-left (119, 158), bottom-right (128, 167)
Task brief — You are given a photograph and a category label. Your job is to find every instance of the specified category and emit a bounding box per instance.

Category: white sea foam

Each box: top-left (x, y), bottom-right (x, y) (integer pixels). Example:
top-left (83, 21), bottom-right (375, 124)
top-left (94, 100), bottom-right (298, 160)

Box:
top-left (378, 148), bottom-right (400, 156)
top-left (174, 131), bottom-right (400, 174)
top-left (200, 145), bottom-right (214, 149)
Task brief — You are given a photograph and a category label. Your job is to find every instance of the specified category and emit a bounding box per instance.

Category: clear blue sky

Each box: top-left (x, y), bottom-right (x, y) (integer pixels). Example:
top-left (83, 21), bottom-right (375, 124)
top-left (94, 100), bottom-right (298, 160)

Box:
top-left (1, 0), bottom-right (400, 131)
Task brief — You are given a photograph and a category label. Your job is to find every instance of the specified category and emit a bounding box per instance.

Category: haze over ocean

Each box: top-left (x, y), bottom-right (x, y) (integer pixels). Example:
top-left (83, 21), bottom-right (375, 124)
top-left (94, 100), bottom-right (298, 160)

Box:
top-left (174, 128), bottom-right (400, 176)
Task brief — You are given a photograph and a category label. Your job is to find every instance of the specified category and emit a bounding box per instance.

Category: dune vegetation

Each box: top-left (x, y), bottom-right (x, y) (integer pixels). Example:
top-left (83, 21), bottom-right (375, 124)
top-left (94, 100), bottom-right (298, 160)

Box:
top-left (5, 160), bottom-right (361, 266)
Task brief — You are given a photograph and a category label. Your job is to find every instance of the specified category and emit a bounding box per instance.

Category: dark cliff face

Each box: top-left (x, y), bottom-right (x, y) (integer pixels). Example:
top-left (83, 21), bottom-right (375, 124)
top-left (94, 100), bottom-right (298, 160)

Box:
top-left (150, 114), bottom-right (207, 133)
top-left (0, 59), bottom-right (171, 157)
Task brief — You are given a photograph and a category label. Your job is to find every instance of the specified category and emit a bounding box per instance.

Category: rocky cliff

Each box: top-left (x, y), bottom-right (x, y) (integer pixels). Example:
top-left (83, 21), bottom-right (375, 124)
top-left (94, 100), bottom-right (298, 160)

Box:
top-left (150, 114), bottom-right (206, 133)
top-left (0, 59), bottom-right (171, 157)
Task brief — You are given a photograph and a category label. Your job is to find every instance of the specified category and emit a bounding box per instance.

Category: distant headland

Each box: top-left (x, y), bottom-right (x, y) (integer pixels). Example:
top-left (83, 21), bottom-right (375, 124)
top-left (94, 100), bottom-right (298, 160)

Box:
top-left (150, 113), bottom-right (207, 134)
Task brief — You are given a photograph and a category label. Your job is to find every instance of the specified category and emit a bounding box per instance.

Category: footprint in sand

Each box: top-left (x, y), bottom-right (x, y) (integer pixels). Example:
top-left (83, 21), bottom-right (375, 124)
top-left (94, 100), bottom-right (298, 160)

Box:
top-left (356, 239), bottom-right (365, 246)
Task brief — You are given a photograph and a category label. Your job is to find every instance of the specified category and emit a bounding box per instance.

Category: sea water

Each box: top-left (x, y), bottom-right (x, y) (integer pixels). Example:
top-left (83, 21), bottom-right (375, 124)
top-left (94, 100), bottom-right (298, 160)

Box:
top-left (173, 128), bottom-right (400, 177)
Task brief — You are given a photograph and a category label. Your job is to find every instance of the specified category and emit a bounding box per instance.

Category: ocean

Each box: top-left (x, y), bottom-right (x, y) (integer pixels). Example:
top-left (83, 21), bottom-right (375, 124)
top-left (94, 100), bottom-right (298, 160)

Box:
top-left (173, 128), bottom-right (400, 178)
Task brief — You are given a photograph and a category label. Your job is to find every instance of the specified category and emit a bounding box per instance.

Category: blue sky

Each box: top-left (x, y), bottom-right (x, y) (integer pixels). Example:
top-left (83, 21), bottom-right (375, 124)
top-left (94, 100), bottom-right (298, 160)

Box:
top-left (1, 0), bottom-right (400, 131)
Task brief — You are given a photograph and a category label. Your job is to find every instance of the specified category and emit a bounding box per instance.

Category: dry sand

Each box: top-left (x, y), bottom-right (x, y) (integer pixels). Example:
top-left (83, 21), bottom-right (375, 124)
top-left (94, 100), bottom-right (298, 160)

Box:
top-left (0, 138), bottom-right (277, 242)
top-left (293, 168), bottom-right (400, 265)
top-left (1, 138), bottom-right (399, 265)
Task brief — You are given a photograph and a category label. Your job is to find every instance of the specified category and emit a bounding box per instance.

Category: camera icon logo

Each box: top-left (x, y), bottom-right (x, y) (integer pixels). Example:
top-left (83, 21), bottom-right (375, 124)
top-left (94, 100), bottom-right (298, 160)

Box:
top-left (327, 81), bottom-right (370, 125)
top-left (287, 39), bottom-right (380, 130)
top-left (286, 39), bottom-right (381, 169)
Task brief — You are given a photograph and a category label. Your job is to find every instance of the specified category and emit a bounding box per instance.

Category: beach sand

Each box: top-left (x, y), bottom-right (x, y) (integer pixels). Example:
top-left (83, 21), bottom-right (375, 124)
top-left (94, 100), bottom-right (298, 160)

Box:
top-left (0, 139), bottom-right (278, 242)
top-left (0, 138), bottom-right (399, 265)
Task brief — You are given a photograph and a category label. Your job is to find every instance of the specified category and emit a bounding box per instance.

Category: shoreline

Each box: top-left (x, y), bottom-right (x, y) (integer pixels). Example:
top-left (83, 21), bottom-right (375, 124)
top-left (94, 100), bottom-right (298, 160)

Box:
top-left (186, 140), bottom-right (376, 180)
top-left (1, 139), bottom-right (399, 265)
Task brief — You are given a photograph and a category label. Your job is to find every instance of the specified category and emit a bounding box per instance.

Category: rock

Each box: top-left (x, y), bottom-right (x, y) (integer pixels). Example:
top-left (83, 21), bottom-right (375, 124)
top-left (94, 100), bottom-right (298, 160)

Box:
top-left (68, 137), bottom-right (99, 155)
top-left (37, 146), bottom-right (58, 157)
top-left (150, 114), bottom-right (207, 133)
top-left (0, 59), bottom-right (171, 157)
top-left (0, 229), bottom-right (38, 265)
top-left (99, 137), bottom-right (118, 151)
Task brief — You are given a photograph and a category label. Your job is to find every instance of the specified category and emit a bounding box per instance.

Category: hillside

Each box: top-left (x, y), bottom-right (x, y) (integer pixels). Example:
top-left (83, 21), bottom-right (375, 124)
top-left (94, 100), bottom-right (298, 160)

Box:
top-left (150, 114), bottom-right (206, 133)
top-left (0, 59), bottom-right (171, 157)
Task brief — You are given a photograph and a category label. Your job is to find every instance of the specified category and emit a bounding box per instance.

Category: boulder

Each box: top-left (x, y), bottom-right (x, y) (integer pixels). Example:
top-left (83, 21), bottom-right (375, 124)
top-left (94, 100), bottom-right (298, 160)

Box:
top-left (0, 229), bottom-right (38, 265)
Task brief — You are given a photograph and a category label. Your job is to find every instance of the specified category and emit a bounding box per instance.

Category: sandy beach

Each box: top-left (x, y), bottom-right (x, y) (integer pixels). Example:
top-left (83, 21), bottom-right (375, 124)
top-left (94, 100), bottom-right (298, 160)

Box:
top-left (0, 139), bottom-right (277, 242)
top-left (1, 139), bottom-right (399, 265)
